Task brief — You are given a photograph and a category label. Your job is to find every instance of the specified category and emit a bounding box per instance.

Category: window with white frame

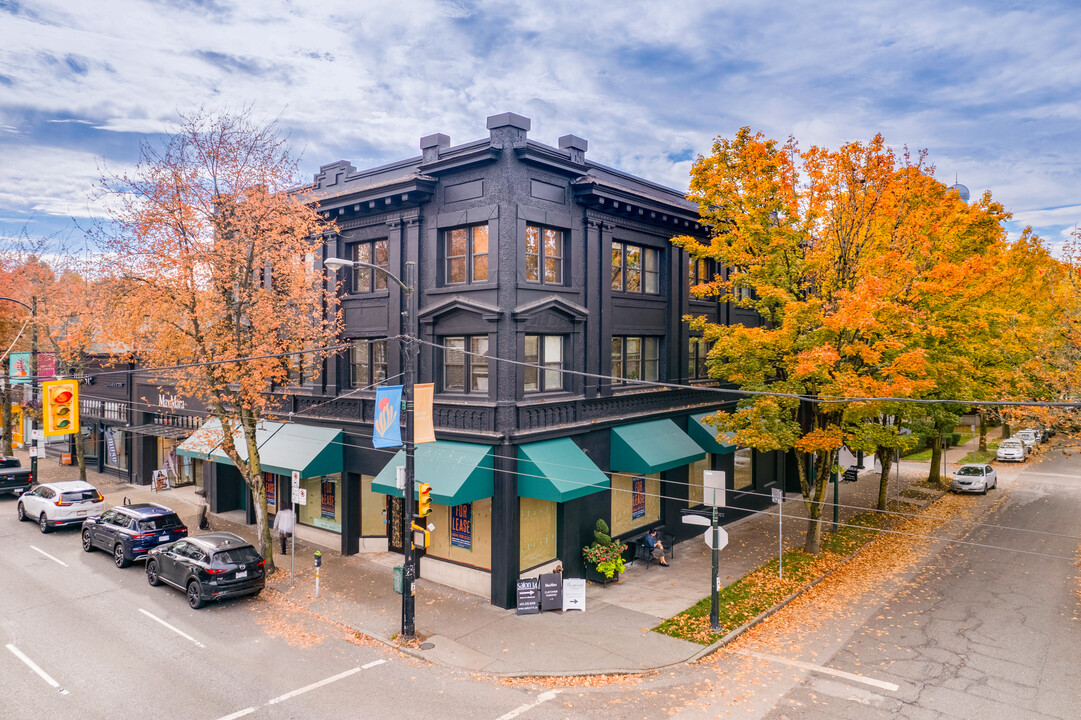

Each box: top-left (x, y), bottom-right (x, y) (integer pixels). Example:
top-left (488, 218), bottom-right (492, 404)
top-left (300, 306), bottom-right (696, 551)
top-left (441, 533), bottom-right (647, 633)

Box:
top-left (524, 334), bottom-right (564, 392)
top-left (610, 336), bottom-right (660, 383)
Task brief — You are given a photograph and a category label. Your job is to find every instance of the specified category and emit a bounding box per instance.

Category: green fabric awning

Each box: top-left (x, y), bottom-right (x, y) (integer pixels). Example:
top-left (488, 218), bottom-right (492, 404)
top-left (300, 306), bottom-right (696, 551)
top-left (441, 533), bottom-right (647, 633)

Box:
top-left (176, 418), bottom-right (343, 478)
top-left (517, 438), bottom-right (610, 503)
top-left (371, 441), bottom-right (494, 505)
top-left (688, 413), bottom-right (738, 455)
top-left (610, 418), bottom-right (706, 474)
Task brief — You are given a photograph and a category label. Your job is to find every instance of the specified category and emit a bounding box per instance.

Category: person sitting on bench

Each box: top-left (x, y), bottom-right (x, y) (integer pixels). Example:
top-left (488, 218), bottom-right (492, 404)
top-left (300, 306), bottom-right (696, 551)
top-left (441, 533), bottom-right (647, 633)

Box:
top-left (644, 528), bottom-right (669, 566)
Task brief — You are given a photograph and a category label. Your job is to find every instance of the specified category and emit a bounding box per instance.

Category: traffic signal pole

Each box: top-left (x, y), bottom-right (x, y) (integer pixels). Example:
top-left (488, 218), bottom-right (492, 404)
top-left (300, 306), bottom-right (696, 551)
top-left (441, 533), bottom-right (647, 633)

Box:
top-left (400, 262), bottom-right (417, 639)
top-left (29, 297), bottom-right (37, 483)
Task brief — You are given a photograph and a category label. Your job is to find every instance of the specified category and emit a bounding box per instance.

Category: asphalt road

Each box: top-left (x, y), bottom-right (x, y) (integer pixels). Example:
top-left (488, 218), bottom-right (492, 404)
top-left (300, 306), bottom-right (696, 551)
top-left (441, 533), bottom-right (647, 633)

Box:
top-left (0, 500), bottom-right (567, 720)
top-left (3, 445), bottom-right (1079, 720)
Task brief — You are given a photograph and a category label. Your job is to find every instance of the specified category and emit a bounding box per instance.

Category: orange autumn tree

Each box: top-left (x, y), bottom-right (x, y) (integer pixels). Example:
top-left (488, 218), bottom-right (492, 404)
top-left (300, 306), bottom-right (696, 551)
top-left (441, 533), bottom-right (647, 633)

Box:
top-left (676, 128), bottom-right (1007, 553)
top-left (98, 109), bottom-right (339, 571)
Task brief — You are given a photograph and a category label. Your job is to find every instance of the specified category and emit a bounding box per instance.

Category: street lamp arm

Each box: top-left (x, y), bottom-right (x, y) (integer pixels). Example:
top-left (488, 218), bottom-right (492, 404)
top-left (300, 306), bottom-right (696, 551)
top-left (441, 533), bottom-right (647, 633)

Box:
top-left (0, 296), bottom-right (33, 312)
top-left (323, 257), bottom-right (412, 296)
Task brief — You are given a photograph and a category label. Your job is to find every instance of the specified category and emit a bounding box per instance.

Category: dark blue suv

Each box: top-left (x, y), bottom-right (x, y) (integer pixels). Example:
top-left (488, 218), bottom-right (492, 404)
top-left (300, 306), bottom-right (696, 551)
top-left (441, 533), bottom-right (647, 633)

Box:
top-left (81, 504), bottom-right (188, 568)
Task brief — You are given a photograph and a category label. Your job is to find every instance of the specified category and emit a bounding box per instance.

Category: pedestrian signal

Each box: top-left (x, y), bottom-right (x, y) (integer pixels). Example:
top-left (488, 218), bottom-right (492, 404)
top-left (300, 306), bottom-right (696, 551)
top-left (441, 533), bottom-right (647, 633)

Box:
top-left (417, 483), bottom-right (432, 517)
top-left (43, 379), bottom-right (79, 437)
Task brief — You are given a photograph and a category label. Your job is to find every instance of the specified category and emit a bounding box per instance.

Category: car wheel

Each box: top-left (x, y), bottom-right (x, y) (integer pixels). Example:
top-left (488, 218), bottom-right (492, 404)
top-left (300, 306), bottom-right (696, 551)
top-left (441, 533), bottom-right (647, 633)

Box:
top-left (186, 580), bottom-right (205, 609)
top-left (113, 544), bottom-right (131, 569)
top-left (146, 560), bottom-right (161, 586)
top-left (16, 503), bottom-right (26, 522)
top-left (38, 513), bottom-right (50, 534)
top-left (81, 530), bottom-right (94, 552)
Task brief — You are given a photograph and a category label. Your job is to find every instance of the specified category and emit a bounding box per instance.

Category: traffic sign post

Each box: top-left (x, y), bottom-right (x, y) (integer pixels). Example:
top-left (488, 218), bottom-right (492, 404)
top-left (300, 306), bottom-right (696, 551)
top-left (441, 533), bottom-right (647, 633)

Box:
top-left (772, 487), bottom-right (784, 579)
top-left (683, 502), bottom-right (727, 633)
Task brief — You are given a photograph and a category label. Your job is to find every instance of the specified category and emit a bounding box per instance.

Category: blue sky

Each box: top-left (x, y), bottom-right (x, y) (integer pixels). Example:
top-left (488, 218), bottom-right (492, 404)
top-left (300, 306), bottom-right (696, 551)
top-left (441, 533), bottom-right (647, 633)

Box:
top-left (1, 0), bottom-right (1079, 252)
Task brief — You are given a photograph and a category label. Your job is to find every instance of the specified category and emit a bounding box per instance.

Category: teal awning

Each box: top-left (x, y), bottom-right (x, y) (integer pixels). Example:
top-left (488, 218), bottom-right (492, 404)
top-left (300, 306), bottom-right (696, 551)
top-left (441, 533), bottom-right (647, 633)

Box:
top-left (176, 418), bottom-right (343, 478)
top-left (688, 413), bottom-right (738, 455)
top-left (371, 441), bottom-right (494, 505)
top-left (610, 419), bottom-right (706, 474)
top-left (517, 438), bottom-right (610, 503)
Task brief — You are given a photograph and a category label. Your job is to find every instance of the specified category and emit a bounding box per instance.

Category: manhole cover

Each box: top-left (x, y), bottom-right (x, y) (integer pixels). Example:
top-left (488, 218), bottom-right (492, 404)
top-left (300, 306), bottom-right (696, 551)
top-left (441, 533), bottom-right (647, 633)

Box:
top-left (419, 642), bottom-right (435, 650)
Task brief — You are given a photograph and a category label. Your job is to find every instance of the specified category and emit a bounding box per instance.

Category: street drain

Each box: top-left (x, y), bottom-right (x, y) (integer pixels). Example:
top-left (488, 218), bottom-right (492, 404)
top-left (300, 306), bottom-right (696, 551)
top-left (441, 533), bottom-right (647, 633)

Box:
top-left (419, 642), bottom-right (435, 650)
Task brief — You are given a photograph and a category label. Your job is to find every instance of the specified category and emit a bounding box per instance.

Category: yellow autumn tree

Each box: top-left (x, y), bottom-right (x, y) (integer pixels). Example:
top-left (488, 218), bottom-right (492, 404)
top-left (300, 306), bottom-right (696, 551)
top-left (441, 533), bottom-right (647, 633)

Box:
top-left (98, 109), bottom-right (339, 571)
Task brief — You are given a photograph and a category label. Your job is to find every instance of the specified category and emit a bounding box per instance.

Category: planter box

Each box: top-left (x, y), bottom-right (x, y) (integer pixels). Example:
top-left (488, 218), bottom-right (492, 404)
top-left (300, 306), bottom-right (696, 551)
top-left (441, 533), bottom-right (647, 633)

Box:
top-left (585, 565), bottom-right (620, 586)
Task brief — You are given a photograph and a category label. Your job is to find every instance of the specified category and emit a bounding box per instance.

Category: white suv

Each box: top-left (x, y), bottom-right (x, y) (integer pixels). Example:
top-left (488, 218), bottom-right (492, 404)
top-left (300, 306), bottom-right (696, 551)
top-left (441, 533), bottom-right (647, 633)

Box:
top-left (17, 481), bottom-right (105, 533)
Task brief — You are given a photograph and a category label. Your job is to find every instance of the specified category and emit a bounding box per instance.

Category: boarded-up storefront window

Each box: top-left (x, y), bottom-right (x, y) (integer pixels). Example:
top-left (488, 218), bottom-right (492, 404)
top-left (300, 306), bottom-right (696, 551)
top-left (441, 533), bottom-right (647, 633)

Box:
top-left (688, 455), bottom-right (711, 506)
top-left (610, 472), bottom-right (660, 536)
top-left (361, 475), bottom-right (385, 536)
top-left (427, 499), bottom-right (492, 570)
top-left (733, 448), bottom-right (753, 490)
top-left (519, 497), bottom-right (557, 571)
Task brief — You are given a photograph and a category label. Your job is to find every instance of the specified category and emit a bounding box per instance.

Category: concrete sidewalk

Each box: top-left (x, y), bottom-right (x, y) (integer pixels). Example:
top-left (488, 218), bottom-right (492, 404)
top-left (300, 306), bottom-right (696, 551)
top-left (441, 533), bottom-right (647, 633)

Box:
top-left (12, 430), bottom-right (1008, 676)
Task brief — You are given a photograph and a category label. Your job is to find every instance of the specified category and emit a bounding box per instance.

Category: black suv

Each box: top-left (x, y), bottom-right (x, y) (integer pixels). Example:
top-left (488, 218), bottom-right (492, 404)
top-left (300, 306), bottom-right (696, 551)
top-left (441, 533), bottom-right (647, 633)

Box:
top-left (82, 504), bottom-right (188, 568)
top-left (146, 532), bottom-right (265, 609)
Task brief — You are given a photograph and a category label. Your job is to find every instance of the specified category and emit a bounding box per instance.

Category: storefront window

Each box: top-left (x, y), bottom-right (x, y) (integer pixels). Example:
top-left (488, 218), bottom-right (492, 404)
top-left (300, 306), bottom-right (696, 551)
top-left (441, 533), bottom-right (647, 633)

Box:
top-left (82, 425), bottom-right (99, 461)
top-left (361, 475), bottom-right (385, 536)
top-left (610, 472), bottom-right (660, 536)
top-left (688, 455), bottom-right (711, 506)
top-left (298, 474), bottom-right (342, 533)
top-left (519, 497), bottom-right (557, 571)
top-left (425, 499), bottom-right (492, 570)
top-left (733, 448), bottom-right (753, 490)
top-left (104, 428), bottom-right (128, 472)
top-left (263, 473), bottom-right (278, 515)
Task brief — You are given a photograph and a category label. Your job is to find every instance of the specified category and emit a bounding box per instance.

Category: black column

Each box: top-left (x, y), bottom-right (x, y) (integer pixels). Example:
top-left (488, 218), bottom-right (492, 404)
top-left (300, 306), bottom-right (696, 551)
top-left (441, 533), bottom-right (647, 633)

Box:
top-left (490, 441), bottom-right (519, 609)
top-left (340, 472), bottom-right (361, 556)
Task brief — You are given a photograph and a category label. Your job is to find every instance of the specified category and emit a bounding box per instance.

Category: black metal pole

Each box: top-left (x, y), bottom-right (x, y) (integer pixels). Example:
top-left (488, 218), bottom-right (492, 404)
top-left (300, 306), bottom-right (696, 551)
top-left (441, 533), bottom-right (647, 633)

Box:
top-left (400, 263), bottom-right (416, 639)
top-left (29, 297), bottom-right (38, 482)
top-left (710, 502), bottom-right (720, 632)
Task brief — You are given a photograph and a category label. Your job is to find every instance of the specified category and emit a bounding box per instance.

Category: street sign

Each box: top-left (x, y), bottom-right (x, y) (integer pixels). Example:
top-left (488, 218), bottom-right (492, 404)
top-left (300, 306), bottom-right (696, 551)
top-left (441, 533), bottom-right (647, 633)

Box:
top-left (703, 470), bottom-right (726, 507)
top-left (682, 514), bottom-right (711, 527)
top-left (291, 470), bottom-right (300, 488)
top-left (703, 526), bottom-right (729, 551)
top-left (292, 487), bottom-right (307, 505)
top-left (771, 487), bottom-right (783, 504)
top-left (31, 429), bottom-right (44, 441)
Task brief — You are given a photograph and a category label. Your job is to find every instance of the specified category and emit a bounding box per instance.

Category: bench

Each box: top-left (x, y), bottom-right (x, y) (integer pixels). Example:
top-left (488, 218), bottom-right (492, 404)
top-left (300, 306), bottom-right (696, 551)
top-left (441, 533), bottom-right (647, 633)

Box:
top-left (630, 530), bottom-right (675, 568)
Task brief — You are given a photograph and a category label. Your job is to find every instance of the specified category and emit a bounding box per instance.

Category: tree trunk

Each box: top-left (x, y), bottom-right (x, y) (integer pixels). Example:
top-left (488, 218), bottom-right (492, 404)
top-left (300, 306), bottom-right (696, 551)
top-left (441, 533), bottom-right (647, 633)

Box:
top-left (802, 449), bottom-right (833, 554)
top-left (1, 381), bottom-right (12, 456)
top-left (75, 423), bottom-right (87, 482)
top-left (928, 434), bottom-right (943, 485)
top-left (876, 449), bottom-right (892, 511)
top-left (1002, 423), bottom-right (1011, 440)
top-left (243, 414), bottom-right (275, 574)
top-left (978, 410), bottom-right (987, 452)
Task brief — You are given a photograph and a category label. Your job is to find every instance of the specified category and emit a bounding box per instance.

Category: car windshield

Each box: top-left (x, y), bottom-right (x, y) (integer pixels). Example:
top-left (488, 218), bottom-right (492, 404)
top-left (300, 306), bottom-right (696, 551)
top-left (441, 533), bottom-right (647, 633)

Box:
top-left (136, 514), bottom-right (183, 531)
top-left (1000, 441), bottom-right (1022, 448)
top-left (62, 489), bottom-right (99, 503)
top-left (213, 547), bottom-right (261, 566)
top-left (956, 467), bottom-right (983, 476)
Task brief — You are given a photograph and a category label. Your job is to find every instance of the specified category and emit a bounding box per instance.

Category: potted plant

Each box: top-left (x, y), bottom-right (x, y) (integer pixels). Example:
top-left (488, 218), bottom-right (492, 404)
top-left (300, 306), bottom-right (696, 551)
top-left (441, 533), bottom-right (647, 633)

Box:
top-left (582, 519), bottom-right (627, 585)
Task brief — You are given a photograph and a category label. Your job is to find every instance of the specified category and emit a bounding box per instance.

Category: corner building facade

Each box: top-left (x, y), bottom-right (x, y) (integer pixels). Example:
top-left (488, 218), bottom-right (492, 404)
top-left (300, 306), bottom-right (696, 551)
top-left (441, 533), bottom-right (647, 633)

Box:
top-left (247, 113), bottom-right (783, 607)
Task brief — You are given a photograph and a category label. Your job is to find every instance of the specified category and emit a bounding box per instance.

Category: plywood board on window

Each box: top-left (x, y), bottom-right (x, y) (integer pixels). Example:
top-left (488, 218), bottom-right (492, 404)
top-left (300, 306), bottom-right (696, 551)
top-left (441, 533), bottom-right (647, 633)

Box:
top-left (426, 499), bottom-right (492, 570)
top-left (361, 475), bottom-right (386, 536)
top-left (688, 455), bottom-right (711, 506)
top-left (610, 472), bottom-right (659, 536)
top-left (519, 497), bottom-right (557, 570)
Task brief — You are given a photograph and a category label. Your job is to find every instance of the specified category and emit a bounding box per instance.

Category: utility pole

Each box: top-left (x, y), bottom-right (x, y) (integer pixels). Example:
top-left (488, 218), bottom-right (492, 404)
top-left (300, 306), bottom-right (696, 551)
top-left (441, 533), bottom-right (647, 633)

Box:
top-left (710, 501), bottom-right (721, 632)
top-left (29, 297), bottom-right (38, 483)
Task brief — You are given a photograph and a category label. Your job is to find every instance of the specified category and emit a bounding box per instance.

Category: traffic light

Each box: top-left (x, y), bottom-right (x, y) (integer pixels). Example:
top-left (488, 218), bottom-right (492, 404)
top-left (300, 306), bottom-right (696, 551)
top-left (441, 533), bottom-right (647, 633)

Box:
top-left (42, 379), bottom-right (79, 437)
top-left (417, 483), bottom-right (432, 517)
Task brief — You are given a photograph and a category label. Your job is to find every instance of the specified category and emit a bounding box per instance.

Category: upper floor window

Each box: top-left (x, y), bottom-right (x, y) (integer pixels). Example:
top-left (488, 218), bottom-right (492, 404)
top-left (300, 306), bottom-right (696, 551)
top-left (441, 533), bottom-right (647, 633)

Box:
top-left (611, 242), bottom-right (660, 294)
top-left (445, 224), bottom-right (489, 285)
top-left (688, 257), bottom-right (715, 297)
top-left (525, 224), bottom-right (564, 285)
top-left (688, 337), bottom-right (711, 379)
top-left (443, 336), bottom-right (489, 393)
top-left (351, 339), bottom-right (388, 388)
top-left (611, 336), bottom-right (660, 383)
top-left (352, 240), bottom-right (389, 293)
top-left (524, 334), bottom-right (564, 393)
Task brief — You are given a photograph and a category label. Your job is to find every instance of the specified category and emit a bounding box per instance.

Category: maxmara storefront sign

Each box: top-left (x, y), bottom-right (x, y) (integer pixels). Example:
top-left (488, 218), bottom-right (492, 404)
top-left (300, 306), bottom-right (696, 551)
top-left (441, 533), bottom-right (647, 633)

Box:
top-left (157, 392), bottom-right (187, 410)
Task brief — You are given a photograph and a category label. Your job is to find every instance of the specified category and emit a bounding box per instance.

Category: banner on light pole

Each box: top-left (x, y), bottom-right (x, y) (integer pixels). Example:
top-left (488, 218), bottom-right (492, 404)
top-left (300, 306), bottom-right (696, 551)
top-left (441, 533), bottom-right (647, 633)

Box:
top-left (373, 385), bottom-right (403, 448)
top-left (414, 383), bottom-right (435, 444)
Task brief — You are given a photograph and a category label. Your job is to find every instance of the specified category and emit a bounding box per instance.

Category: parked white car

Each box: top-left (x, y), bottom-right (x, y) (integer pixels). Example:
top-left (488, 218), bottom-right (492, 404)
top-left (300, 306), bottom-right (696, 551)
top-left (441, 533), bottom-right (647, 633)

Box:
top-left (1023, 427), bottom-right (1046, 443)
top-left (16, 481), bottom-right (105, 533)
top-left (951, 464), bottom-right (998, 494)
top-left (996, 439), bottom-right (1028, 462)
top-left (1014, 430), bottom-right (1039, 450)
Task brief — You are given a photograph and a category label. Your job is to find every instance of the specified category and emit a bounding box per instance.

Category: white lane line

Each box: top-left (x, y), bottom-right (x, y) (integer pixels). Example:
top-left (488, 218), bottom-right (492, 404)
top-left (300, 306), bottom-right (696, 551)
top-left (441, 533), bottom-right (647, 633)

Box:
top-left (361, 659), bottom-right (386, 669)
top-left (496, 690), bottom-right (562, 720)
top-left (741, 651), bottom-right (899, 692)
top-left (266, 663), bottom-right (374, 705)
top-left (138, 608), bottom-right (206, 648)
top-left (1019, 472), bottom-right (1081, 479)
top-left (6, 644), bottom-right (68, 694)
top-left (29, 545), bottom-right (68, 567)
top-left (214, 708), bottom-right (255, 720)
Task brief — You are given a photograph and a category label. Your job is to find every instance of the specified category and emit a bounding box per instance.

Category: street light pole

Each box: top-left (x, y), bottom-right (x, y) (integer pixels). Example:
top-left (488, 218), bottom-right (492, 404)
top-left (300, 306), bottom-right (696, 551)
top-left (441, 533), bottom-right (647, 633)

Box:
top-left (1, 296), bottom-right (35, 477)
top-left (323, 257), bottom-right (418, 638)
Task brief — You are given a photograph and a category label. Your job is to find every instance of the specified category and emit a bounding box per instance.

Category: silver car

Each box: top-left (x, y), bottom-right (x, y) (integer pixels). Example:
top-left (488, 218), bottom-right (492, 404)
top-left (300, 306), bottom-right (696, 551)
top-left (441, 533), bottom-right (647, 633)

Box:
top-left (1014, 430), bottom-right (1038, 450)
top-left (951, 464), bottom-right (998, 494)
top-left (996, 439), bottom-right (1028, 462)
